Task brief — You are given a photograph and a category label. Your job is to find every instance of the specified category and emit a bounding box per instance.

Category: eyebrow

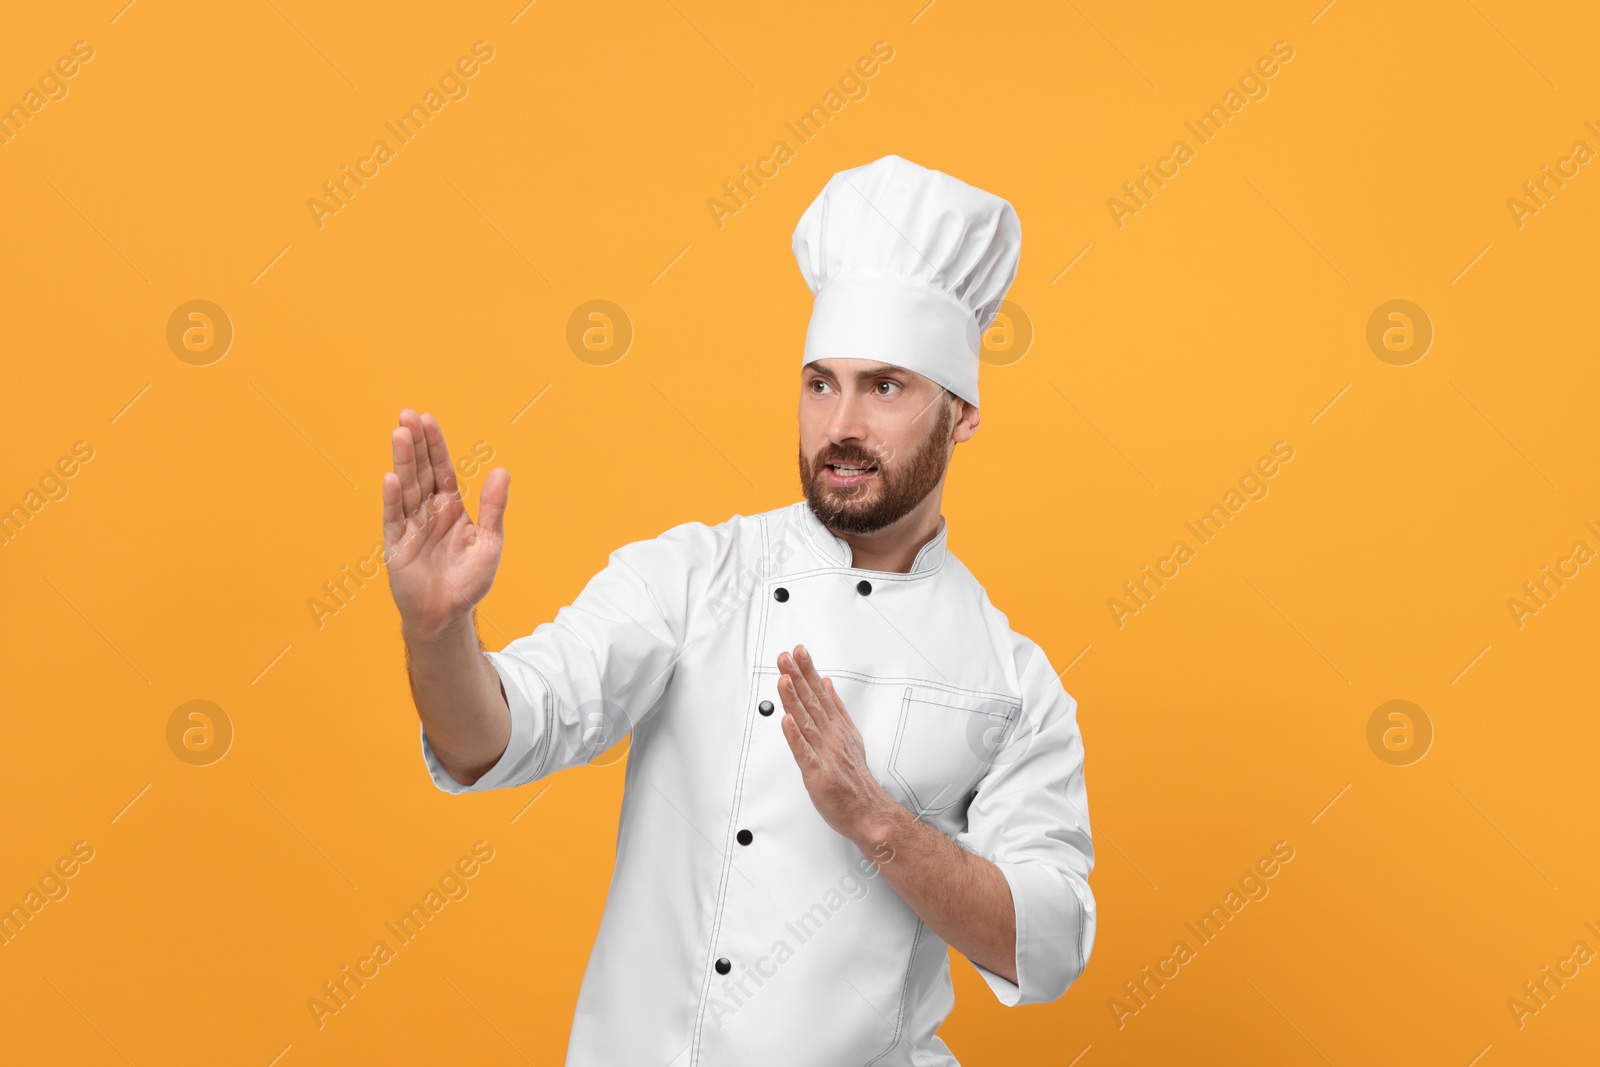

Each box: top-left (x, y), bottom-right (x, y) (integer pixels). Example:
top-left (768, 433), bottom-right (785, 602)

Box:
top-left (806, 362), bottom-right (907, 383)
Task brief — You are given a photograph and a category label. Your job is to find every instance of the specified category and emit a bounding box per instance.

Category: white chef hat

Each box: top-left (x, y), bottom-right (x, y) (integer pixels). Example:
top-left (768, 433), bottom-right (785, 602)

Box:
top-left (792, 153), bottom-right (1021, 409)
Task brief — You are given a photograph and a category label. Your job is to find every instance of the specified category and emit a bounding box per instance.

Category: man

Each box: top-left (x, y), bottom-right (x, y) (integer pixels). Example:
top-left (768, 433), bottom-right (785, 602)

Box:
top-left (383, 153), bottom-right (1096, 1065)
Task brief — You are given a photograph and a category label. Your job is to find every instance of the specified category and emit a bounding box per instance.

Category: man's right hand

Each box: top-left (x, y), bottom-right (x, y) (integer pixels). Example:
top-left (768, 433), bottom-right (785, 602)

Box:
top-left (382, 409), bottom-right (510, 642)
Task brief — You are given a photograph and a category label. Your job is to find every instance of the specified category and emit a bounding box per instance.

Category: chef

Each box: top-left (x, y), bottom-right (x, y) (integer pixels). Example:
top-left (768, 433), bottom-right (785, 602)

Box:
top-left (383, 153), bottom-right (1096, 1066)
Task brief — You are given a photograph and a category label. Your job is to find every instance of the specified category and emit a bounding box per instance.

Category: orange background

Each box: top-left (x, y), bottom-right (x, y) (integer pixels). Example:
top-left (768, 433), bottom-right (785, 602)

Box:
top-left (2, 1), bottom-right (1597, 1064)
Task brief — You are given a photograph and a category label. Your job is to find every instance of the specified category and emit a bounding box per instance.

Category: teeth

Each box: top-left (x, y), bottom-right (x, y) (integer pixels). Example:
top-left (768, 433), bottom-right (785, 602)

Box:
top-left (833, 465), bottom-right (873, 475)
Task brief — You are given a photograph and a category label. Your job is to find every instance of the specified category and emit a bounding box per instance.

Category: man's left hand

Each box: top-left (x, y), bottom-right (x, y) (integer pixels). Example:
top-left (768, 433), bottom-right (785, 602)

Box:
top-left (775, 644), bottom-right (896, 847)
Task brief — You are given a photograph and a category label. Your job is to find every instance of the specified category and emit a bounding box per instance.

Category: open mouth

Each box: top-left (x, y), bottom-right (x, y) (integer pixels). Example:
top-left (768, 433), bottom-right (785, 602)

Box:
top-left (824, 461), bottom-right (879, 488)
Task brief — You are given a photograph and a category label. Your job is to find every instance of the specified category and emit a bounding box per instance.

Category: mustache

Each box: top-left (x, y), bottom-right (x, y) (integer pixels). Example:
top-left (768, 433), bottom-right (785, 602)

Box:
top-left (814, 447), bottom-right (886, 467)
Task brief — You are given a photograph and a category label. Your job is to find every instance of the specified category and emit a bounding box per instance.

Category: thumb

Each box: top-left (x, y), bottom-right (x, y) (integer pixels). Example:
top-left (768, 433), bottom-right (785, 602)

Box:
top-left (476, 467), bottom-right (510, 537)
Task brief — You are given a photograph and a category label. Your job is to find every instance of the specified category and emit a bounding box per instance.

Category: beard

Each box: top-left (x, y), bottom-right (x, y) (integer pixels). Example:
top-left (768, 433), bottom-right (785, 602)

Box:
top-left (799, 397), bottom-right (956, 536)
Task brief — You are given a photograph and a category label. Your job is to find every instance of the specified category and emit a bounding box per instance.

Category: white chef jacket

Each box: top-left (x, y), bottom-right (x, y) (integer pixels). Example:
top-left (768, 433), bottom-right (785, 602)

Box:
top-left (419, 499), bottom-right (1096, 1066)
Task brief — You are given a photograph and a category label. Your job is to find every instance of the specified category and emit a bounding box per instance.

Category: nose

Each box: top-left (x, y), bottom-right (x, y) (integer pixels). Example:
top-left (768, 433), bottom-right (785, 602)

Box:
top-left (823, 387), bottom-right (870, 445)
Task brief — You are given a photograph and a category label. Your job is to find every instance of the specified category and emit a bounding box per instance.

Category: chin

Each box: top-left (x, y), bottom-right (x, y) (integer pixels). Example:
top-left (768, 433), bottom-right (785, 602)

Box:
top-left (809, 485), bottom-right (889, 533)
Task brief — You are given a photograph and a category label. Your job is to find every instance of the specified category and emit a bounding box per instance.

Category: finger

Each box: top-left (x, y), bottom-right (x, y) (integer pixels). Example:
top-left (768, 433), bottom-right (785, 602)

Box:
top-left (821, 677), bottom-right (852, 725)
top-left (781, 654), bottom-right (829, 733)
top-left (779, 707), bottom-right (817, 769)
top-left (392, 425), bottom-right (422, 515)
top-left (786, 647), bottom-right (831, 729)
top-left (477, 467), bottom-right (510, 537)
top-left (776, 669), bottom-right (814, 736)
top-left (399, 409), bottom-right (436, 500)
top-left (381, 471), bottom-right (405, 547)
top-left (420, 413), bottom-right (459, 497)
top-left (794, 645), bottom-right (836, 724)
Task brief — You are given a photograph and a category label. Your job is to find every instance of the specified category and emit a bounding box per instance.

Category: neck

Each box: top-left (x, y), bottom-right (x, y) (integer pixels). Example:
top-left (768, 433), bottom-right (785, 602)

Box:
top-left (828, 491), bottom-right (945, 574)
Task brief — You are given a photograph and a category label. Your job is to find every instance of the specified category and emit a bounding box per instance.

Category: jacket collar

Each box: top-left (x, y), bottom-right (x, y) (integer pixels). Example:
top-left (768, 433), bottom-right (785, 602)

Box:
top-left (792, 500), bottom-right (948, 575)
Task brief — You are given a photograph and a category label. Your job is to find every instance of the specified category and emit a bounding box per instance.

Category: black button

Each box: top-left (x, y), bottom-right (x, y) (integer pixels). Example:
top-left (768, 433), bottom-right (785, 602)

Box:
top-left (773, 587), bottom-right (789, 602)
top-left (736, 828), bottom-right (753, 845)
top-left (758, 700), bottom-right (774, 716)
top-left (715, 957), bottom-right (731, 974)
top-left (856, 579), bottom-right (872, 595)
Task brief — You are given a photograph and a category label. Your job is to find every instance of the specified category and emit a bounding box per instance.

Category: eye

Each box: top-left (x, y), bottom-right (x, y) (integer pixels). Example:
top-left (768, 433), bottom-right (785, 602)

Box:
top-left (875, 380), bottom-right (900, 395)
top-left (809, 377), bottom-right (832, 394)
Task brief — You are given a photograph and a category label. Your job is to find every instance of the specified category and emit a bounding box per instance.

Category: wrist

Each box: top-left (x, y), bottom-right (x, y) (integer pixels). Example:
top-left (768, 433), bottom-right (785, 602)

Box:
top-left (849, 787), bottom-right (902, 863)
top-left (401, 611), bottom-right (477, 647)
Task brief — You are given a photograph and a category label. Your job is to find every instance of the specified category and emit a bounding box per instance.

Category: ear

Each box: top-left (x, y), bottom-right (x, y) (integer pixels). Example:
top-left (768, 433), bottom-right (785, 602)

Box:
top-left (952, 398), bottom-right (979, 444)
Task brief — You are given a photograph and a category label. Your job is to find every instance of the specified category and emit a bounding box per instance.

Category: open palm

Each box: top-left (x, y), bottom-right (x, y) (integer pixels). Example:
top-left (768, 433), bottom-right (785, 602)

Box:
top-left (381, 409), bottom-right (510, 641)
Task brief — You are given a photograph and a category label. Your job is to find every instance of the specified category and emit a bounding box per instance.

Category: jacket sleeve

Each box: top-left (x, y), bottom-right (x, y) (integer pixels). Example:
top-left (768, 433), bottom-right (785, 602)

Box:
top-left (420, 519), bottom-right (720, 795)
top-left (953, 635), bottom-right (1097, 1005)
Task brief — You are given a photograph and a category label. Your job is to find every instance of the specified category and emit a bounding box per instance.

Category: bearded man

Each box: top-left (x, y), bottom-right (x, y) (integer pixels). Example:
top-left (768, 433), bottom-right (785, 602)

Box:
top-left (383, 153), bottom-right (1097, 1066)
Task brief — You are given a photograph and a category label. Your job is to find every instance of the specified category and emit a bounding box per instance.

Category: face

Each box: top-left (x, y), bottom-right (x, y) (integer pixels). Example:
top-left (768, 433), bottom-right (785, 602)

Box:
top-left (797, 358), bottom-right (974, 535)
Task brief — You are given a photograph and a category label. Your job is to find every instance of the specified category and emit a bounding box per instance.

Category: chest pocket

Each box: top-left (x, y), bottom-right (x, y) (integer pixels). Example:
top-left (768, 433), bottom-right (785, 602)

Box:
top-left (886, 684), bottom-right (1021, 817)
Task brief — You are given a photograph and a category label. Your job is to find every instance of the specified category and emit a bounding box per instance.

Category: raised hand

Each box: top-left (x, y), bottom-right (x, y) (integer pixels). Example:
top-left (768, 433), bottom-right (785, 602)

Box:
top-left (381, 409), bottom-right (510, 642)
top-left (776, 644), bottom-right (897, 845)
